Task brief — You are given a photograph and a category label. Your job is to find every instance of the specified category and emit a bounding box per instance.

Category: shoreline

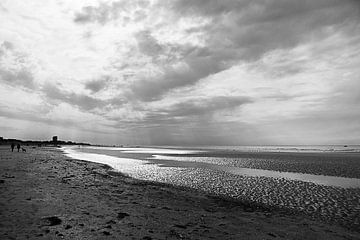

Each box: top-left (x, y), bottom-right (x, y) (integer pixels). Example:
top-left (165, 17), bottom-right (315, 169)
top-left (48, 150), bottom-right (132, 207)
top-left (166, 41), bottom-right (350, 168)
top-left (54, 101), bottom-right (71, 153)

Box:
top-left (1, 146), bottom-right (359, 239)
top-left (73, 145), bottom-right (360, 179)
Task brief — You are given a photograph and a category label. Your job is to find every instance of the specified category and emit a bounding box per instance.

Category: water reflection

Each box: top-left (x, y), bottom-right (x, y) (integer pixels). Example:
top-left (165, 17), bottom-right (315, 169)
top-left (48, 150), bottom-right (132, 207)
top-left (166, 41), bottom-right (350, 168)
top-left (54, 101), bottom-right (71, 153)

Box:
top-left (64, 147), bottom-right (360, 188)
top-left (147, 156), bottom-right (360, 188)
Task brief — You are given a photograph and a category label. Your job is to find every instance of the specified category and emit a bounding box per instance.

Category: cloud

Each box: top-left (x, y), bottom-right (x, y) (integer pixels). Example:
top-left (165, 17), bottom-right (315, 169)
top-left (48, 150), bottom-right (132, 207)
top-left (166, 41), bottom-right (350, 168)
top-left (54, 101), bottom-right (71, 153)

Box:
top-left (124, 0), bottom-right (360, 101)
top-left (0, 69), bottom-right (34, 89)
top-left (74, 2), bottom-right (122, 24)
top-left (73, 0), bottom-right (150, 24)
top-left (157, 96), bottom-right (251, 117)
top-left (109, 95), bottom-right (251, 128)
top-left (0, 41), bottom-right (13, 51)
top-left (171, 0), bottom-right (250, 16)
top-left (42, 82), bottom-right (127, 112)
top-left (0, 104), bottom-right (115, 136)
top-left (0, 3), bottom-right (8, 12)
top-left (73, 0), bottom-right (360, 103)
top-left (84, 76), bottom-right (110, 93)
top-left (173, 0), bottom-right (360, 61)
top-left (0, 106), bottom-right (76, 128)
top-left (135, 30), bottom-right (163, 58)
top-left (129, 45), bottom-right (228, 101)
top-left (176, 0), bottom-right (360, 58)
top-left (2, 0), bottom-right (360, 145)
top-left (0, 41), bottom-right (35, 89)
top-left (42, 83), bottom-right (106, 111)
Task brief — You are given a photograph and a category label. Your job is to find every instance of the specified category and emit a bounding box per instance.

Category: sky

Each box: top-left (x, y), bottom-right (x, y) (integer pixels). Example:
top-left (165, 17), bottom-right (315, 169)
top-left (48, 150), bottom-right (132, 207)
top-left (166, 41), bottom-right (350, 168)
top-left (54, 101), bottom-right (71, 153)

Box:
top-left (0, 0), bottom-right (360, 146)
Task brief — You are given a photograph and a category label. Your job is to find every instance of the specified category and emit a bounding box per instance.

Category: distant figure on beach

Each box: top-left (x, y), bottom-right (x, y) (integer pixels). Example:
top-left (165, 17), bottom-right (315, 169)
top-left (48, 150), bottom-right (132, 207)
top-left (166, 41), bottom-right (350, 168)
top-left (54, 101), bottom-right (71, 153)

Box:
top-left (11, 143), bottom-right (15, 152)
top-left (17, 143), bottom-right (20, 152)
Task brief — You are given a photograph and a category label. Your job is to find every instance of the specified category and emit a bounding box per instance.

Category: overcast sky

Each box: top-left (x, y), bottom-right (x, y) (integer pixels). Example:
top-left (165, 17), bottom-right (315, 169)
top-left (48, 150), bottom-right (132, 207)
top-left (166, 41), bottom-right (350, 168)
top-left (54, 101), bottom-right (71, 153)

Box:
top-left (1, 0), bottom-right (360, 145)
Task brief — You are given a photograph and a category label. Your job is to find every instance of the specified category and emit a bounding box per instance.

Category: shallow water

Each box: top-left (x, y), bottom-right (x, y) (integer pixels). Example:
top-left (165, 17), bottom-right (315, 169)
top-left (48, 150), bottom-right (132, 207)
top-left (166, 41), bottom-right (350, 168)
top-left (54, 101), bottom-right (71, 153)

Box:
top-left (149, 155), bottom-right (360, 188)
top-left (83, 146), bottom-right (201, 154)
top-left (63, 148), bottom-right (146, 173)
top-left (146, 145), bottom-right (360, 153)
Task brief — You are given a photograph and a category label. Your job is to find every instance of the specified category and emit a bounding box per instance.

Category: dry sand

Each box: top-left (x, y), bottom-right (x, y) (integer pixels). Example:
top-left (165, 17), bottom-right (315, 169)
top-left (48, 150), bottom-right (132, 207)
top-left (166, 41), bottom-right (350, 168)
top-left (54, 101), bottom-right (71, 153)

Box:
top-left (0, 146), bottom-right (359, 240)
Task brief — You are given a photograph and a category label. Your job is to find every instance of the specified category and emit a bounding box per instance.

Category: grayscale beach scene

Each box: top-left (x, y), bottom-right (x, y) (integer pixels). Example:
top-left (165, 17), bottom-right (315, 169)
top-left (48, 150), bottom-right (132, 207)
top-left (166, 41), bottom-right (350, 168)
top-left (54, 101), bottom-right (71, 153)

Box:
top-left (1, 0), bottom-right (360, 239)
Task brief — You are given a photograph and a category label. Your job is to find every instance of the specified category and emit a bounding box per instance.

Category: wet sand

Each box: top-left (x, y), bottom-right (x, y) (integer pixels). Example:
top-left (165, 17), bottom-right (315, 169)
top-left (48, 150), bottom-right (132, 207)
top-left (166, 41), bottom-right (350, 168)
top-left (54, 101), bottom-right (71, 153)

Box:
top-left (1, 146), bottom-right (359, 239)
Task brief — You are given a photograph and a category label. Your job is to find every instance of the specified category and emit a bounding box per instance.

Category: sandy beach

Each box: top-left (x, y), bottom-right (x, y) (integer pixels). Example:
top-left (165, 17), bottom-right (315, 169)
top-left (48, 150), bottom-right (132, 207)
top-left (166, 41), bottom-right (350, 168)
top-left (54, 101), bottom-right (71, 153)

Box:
top-left (1, 146), bottom-right (359, 240)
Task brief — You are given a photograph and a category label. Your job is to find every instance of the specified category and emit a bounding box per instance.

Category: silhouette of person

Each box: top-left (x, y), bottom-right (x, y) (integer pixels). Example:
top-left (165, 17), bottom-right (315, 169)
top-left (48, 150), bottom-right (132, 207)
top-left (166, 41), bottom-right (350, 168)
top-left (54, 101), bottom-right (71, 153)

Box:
top-left (11, 143), bottom-right (15, 152)
top-left (17, 143), bottom-right (20, 152)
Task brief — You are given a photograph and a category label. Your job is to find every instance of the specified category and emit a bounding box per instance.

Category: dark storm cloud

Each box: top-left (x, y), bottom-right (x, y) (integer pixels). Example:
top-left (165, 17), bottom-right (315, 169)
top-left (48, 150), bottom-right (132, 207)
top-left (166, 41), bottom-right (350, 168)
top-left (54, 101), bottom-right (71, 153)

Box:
top-left (129, 0), bottom-right (360, 102)
top-left (172, 0), bottom-right (357, 18)
top-left (130, 45), bottom-right (228, 101)
top-left (172, 0), bottom-right (360, 60)
top-left (75, 0), bottom-right (360, 103)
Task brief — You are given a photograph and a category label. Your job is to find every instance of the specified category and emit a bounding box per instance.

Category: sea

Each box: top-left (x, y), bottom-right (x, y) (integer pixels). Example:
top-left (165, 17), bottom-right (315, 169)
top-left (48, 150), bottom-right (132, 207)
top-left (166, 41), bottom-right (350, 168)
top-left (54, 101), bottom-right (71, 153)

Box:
top-left (63, 145), bottom-right (360, 228)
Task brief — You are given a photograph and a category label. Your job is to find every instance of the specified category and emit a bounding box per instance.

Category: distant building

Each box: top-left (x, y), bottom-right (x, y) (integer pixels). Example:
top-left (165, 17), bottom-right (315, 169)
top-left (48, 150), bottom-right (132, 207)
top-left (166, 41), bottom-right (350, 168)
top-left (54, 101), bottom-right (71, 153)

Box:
top-left (52, 136), bottom-right (58, 143)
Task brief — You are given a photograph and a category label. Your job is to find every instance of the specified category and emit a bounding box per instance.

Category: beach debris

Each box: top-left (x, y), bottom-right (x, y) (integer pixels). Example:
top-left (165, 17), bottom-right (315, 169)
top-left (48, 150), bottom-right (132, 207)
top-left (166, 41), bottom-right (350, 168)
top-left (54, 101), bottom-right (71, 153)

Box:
top-left (65, 225), bottom-right (72, 230)
top-left (102, 231), bottom-right (111, 235)
top-left (142, 236), bottom-right (152, 240)
top-left (41, 216), bottom-right (62, 226)
top-left (0, 179), bottom-right (5, 184)
top-left (117, 212), bottom-right (130, 220)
